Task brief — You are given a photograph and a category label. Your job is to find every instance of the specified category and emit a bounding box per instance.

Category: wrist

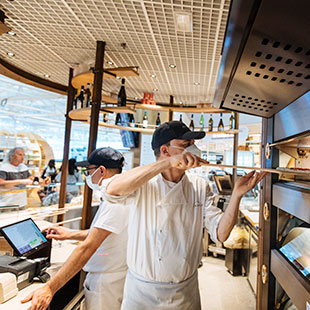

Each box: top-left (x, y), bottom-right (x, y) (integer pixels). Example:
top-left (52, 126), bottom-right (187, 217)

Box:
top-left (46, 281), bottom-right (57, 295)
top-left (231, 190), bottom-right (242, 201)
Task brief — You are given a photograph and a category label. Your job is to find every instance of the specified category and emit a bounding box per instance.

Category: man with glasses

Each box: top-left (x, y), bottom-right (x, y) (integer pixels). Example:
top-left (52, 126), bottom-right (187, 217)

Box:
top-left (22, 147), bottom-right (129, 310)
top-left (105, 121), bottom-right (267, 309)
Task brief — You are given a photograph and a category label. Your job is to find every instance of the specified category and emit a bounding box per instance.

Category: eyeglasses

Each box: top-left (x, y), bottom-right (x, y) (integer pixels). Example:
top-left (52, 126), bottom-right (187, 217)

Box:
top-left (83, 166), bottom-right (99, 176)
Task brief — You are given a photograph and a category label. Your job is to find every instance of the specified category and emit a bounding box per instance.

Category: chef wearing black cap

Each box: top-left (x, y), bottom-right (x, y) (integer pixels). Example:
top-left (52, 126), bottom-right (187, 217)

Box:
top-left (22, 147), bottom-right (128, 310)
top-left (105, 121), bottom-right (267, 310)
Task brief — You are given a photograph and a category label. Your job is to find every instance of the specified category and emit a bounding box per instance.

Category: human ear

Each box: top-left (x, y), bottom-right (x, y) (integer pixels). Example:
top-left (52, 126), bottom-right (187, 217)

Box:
top-left (99, 166), bottom-right (107, 178)
top-left (160, 145), bottom-right (170, 157)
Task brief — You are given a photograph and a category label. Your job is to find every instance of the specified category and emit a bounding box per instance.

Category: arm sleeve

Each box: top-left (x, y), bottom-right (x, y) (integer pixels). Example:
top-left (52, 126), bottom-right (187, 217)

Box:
top-left (203, 184), bottom-right (223, 243)
top-left (93, 202), bottom-right (128, 234)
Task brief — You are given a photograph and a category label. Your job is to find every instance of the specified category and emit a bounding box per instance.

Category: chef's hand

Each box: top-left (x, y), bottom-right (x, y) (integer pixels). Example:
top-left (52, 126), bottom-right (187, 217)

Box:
top-left (233, 171), bottom-right (268, 198)
top-left (21, 284), bottom-right (53, 310)
top-left (21, 178), bottom-right (33, 185)
top-left (42, 176), bottom-right (51, 185)
top-left (169, 153), bottom-right (208, 170)
top-left (42, 226), bottom-right (71, 241)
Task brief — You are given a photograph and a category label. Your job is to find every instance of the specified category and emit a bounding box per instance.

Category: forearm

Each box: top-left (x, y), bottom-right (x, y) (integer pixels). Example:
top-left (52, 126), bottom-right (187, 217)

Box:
top-left (106, 158), bottom-right (171, 196)
top-left (47, 243), bottom-right (95, 295)
top-left (216, 192), bottom-right (242, 243)
top-left (0, 179), bottom-right (29, 186)
top-left (68, 229), bottom-right (89, 241)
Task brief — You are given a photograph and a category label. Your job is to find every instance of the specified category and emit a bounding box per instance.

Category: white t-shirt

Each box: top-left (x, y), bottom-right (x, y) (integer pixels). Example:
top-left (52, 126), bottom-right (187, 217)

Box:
top-left (104, 172), bottom-right (223, 283)
top-left (0, 162), bottom-right (30, 207)
top-left (83, 181), bottom-right (129, 274)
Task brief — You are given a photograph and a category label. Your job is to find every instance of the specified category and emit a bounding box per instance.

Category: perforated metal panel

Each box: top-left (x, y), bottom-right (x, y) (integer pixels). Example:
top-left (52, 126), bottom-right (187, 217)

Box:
top-left (0, 0), bottom-right (230, 105)
top-left (215, 0), bottom-right (310, 117)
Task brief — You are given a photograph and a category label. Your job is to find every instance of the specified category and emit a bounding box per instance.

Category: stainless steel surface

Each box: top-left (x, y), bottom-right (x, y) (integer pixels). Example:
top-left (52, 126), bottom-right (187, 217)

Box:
top-left (274, 92), bottom-right (310, 141)
top-left (273, 183), bottom-right (310, 224)
top-left (214, 0), bottom-right (310, 118)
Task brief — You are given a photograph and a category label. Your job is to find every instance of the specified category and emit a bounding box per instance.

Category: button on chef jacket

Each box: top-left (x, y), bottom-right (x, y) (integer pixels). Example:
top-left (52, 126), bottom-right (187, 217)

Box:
top-left (104, 172), bottom-right (223, 283)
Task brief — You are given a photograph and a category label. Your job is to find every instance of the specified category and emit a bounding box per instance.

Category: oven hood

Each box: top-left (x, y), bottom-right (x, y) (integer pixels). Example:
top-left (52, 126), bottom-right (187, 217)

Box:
top-left (214, 0), bottom-right (310, 118)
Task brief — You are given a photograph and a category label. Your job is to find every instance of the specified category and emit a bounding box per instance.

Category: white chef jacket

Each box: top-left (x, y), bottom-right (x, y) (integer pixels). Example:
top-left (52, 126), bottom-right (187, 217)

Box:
top-left (104, 172), bottom-right (223, 283)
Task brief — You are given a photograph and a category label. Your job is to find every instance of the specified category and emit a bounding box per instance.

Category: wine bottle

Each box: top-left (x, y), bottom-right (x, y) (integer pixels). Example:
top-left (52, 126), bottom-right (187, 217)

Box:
top-left (179, 114), bottom-right (183, 122)
top-left (85, 83), bottom-right (91, 107)
top-left (115, 113), bottom-right (121, 125)
top-left (208, 114), bottom-right (213, 132)
top-left (199, 113), bottom-right (204, 131)
top-left (218, 113), bottom-right (224, 131)
top-left (229, 112), bottom-right (236, 129)
top-left (103, 113), bottom-right (108, 123)
top-left (156, 113), bottom-right (161, 126)
top-left (129, 113), bottom-right (135, 127)
top-left (117, 78), bottom-right (126, 107)
top-left (142, 111), bottom-right (148, 128)
top-left (189, 114), bottom-right (195, 131)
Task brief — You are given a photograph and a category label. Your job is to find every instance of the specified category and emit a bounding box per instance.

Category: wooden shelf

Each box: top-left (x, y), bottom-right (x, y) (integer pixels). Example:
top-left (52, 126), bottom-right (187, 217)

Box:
top-left (98, 122), bottom-right (154, 134)
top-left (204, 129), bottom-right (240, 135)
top-left (72, 67), bottom-right (139, 89)
top-left (101, 106), bottom-right (135, 114)
top-left (102, 94), bottom-right (117, 104)
top-left (68, 107), bottom-right (91, 121)
top-left (128, 103), bottom-right (230, 114)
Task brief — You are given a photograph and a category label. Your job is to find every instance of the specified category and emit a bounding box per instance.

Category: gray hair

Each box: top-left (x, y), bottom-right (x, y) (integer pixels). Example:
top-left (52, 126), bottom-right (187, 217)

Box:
top-left (6, 147), bottom-right (25, 163)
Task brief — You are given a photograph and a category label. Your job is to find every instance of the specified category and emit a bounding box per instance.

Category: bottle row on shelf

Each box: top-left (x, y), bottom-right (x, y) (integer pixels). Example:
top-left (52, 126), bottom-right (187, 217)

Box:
top-left (73, 83), bottom-right (92, 109)
top-left (189, 112), bottom-right (236, 131)
top-left (102, 111), bottom-right (237, 132)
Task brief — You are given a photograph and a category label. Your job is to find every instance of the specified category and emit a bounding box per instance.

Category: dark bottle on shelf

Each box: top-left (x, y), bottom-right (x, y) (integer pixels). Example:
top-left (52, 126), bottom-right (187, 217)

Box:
top-left (156, 113), bottom-right (161, 126)
top-left (77, 85), bottom-right (85, 109)
top-left (142, 111), bottom-right (148, 128)
top-left (189, 114), bottom-right (195, 131)
top-left (179, 114), bottom-right (183, 122)
top-left (129, 113), bottom-right (135, 127)
top-left (103, 113), bottom-right (108, 123)
top-left (117, 78), bottom-right (126, 107)
top-left (199, 113), bottom-right (204, 131)
top-left (85, 83), bottom-right (91, 107)
top-left (115, 113), bottom-right (121, 125)
top-left (208, 114), bottom-right (213, 132)
top-left (229, 112), bottom-right (236, 129)
top-left (218, 113), bottom-right (224, 131)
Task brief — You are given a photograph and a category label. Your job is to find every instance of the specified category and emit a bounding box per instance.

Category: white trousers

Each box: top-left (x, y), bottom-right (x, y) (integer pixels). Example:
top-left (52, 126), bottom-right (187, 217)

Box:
top-left (83, 270), bottom-right (127, 310)
top-left (121, 269), bottom-right (201, 310)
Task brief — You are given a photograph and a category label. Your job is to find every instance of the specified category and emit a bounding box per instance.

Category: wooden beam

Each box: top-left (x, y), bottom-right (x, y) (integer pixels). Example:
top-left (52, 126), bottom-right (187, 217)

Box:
top-left (81, 41), bottom-right (105, 230)
top-left (0, 57), bottom-right (67, 95)
top-left (58, 68), bottom-right (75, 222)
top-left (169, 95), bottom-right (174, 121)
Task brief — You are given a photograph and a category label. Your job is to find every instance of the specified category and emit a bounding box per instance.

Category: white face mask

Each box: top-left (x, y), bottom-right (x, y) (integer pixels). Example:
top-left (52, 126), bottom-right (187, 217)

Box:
top-left (183, 144), bottom-right (202, 158)
top-left (170, 143), bottom-right (202, 158)
top-left (85, 167), bottom-right (103, 191)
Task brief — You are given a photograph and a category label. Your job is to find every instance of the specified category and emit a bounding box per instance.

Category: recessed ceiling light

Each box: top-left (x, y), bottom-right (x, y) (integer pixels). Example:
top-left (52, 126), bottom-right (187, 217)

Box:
top-left (169, 64), bottom-right (176, 68)
top-left (194, 82), bottom-right (200, 86)
top-left (151, 74), bottom-right (156, 78)
top-left (107, 61), bottom-right (113, 65)
top-left (179, 101), bottom-right (183, 105)
top-left (44, 74), bottom-right (50, 78)
top-left (116, 76), bottom-right (121, 80)
top-left (7, 31), bottom-right (16, 36)
top-left (153, 88), bottom-right (158, 92)
top-left (7, 52), bottom-right (15, 57)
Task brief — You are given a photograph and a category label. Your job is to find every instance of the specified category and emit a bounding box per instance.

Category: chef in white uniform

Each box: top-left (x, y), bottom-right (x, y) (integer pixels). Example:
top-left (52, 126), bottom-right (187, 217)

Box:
top-left (22, 147), bottom-right (129, 310)
top-left (105, 121), bottom-right (267, 310)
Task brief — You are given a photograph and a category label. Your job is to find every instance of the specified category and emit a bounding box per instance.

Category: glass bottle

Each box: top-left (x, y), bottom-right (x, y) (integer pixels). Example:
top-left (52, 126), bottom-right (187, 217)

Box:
top-left (103, 113), bottom-right (108, 123)
top-left (77, 86), bottom-right (84, 109)
top-left (218, 113), bottom-right (224, 131)
top-left (129, 113), bottom-right (135, 127)
top-left (142, 111), bottom-right (148, 128)
top-left (179, 114), bottom-right (183, 123)
top-left (208, 114), bottom-right (213, 132)
top-left (199, 113), bottom-right (204, 131)
top-left (85, 83), bottom-right (91, 107)
top-left (189, 114), bottom-right (195, 131)
top-left (115, 113), bottom-right (121, 125)
top-left (229, 112), bottom-right (236, 130)
top-left (156, 113), bottom-right (161, 126)
top-left (117, 78), bottom-right (126, 107)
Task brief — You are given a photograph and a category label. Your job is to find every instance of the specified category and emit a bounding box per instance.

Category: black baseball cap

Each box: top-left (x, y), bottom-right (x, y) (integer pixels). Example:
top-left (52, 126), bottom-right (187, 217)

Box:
top-left (75, 147), bottom-right (124, 169)
top-left (151, 121), bottom-right (205, 150)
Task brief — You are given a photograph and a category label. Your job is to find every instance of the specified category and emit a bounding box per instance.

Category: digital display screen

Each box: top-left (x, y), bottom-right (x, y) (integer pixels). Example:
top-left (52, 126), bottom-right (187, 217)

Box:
top-left (1, 219), bottom-right (47, 255)
top-left (280, 229), bottom-right (310, 279)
